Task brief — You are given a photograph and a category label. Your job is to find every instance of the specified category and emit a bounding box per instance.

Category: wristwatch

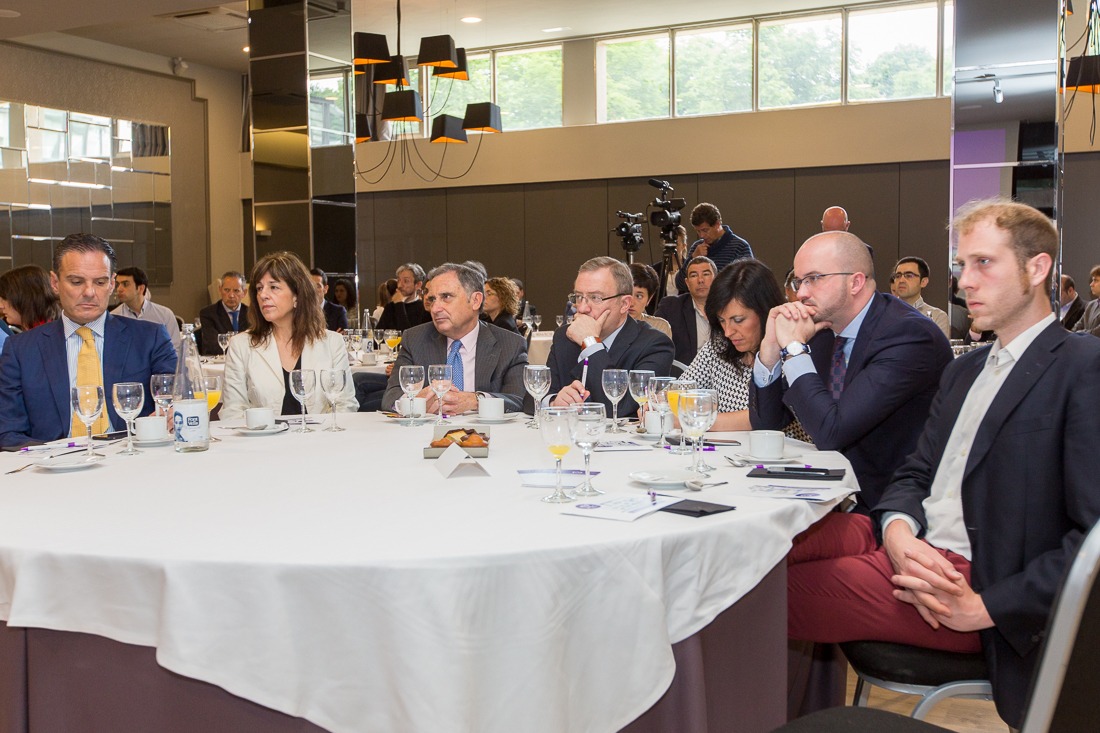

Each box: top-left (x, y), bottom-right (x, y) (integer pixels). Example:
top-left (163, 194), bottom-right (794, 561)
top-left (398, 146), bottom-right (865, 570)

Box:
top-left (581, 336), bottom-right (602, 349)
top-left (780, 341), bottom-right (811, 361)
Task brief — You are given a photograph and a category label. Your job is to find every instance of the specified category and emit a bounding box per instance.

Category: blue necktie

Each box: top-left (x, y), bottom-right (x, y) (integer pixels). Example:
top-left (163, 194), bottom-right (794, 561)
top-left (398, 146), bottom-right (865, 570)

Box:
top-left (229, 310), bottom-right (238, 331)
top-left (830, 336), bottom-right (848, 400)
top-left (448, 340), bottom-right (464, 392)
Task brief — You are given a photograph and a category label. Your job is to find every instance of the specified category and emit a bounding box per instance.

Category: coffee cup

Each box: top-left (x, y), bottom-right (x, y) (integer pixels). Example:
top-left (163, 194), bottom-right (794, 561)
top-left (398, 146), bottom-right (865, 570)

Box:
top-left (359, 351), bottom-right (377, 366)
top-left (397, 396), bottom-right (427, 418)
top-left (644, 410), bottom-right (672, 435)
top-left (748, 430), bottom-right (785, 459)
top-left (478, 396), bottom-right (505, 420)
top-left (134, 415), bottom-right (169, 442)
top-left (245, 407), bottom-right (276, 430)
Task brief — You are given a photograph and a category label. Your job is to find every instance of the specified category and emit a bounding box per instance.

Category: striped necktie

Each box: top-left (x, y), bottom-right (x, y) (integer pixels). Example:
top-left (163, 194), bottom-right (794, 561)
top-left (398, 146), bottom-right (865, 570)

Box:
top-left (71, 326), bottom-right (110, 437)
top-left (830, 336), bottom-right (848, 400)
top-left (447, 340), bottom-right (464, 392)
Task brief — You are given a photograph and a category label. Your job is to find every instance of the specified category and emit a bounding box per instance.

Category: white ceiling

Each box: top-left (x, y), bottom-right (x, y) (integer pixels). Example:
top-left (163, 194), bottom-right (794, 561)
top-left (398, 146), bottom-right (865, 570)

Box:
top-left (0, 0), bottom-right (885, 73)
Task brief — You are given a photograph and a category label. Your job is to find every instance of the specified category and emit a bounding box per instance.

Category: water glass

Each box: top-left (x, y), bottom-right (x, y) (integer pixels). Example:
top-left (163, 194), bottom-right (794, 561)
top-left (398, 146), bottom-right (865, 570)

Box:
top-left (428, 364), bottom-right (453, 425)
top-left (677, 390), bottom-right (715, 474)
top-left (399, 365), bottom-right (426, 426)
top-left (540, 406), bottom-right (578, 503)
top-left (602, 369), bottom-right (629, 433)
top-left (289, 369), bottom-right (317, 433)
top-left (647, 376), bottom-right (675, 449)
top-left (523, 364), bottom-right (552, 428)
top-left (320, 369), bottom-right (348, 432)
top-left (112, 382), bottom-right (145, 456)
top-left (150, 373), bottom-right (174, 417)
top-left (217, 332), bottom-right (230, 355)
top-left (555, 315), bottom-right (564, 329)
top-left (628, 370), bottom-right (654, 418)
top-left (570, 403), bottom-right (606, 497)
top-left (71, 385), bottom-right (104, 459)
top-left (533, 314), bottom-right (542, 331)
top-left (666, 379), bottom-right (697, 455)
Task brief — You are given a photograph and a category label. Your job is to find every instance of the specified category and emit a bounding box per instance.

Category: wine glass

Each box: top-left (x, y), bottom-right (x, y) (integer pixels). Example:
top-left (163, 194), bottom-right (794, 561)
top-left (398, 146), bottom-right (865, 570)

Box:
top-left (523, 364), bottom-right (552, 428)
top-left (696, 389), bottom-right (720, 471)
top-left (533, 314), bottom-right (542, 331)
top-left (602, 369), bottom-right (629, 433)
top-left (570, 403), bottom-right (606, 497)
top-left (150, 373), bottom-right (174, 417)
top-left (112, 382), bottom-right (145, 456)
top-left (678, 390), bottom-right (715, 474)
top-left (628, 370), bottom-right (654, 421)
top-left (555, 315), bottom-right (564, 329)
top-left (217, 332), bottom-right (230, 356)
top-left (647, 376), bottom-right (675, 449)
top-left (289, 369), bottom-right (316, 433)
top-left (348, 331), bottom-right (363, 361)
top-left (666, 379), bottom-right (697, 455)
top-left (201, 375), bottom-right (223, 442)
top-left (428, 364), bottom-right (453, 425)
top-left (565, 315), bottom-right (574, 326)
top-left (320, 369), bottom-right (348, 432)
top-left (70, 385), bottom-right (104, 459)
top-left (399, 365), bottom-right (426, 427)
top-left (384, 329), bottom-right (402, 358)
top-left (539, 406), bottom-right (578, 503)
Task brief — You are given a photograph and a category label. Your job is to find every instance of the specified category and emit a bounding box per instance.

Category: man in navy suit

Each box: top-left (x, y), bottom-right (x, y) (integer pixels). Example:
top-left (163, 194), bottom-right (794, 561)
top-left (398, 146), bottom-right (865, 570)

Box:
top-left (546, 257), bottom-right (674, 414)
top-left (786, 200), bottom-right (1100, 728)
top-left (656, 255), bottom-right (715, 366)
top-left (749, 230), bottom-right (951, 512)
top-left (309, 268), bottom-right (349, 332)
top-left (198, 271), bottom-right (248, 356)
top-left (0, 234), bottom-right (177, 448)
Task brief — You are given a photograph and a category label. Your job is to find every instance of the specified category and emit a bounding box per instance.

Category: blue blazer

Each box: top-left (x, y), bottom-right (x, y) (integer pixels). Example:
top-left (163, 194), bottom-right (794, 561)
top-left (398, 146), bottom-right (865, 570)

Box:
top-left (871, 322), bottom-right (1100, 727)
top-left (0, 315), bottom-right (178, 448)
top-left (749, 293), bottom-right (952, 511)
top-left (322, 299), bottom-right (349, 332)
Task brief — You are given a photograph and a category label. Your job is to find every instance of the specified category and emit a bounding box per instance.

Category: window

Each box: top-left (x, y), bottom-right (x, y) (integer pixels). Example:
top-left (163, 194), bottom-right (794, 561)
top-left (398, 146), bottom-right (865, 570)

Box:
top-left (309, 73), bottom-right (350, 147)
top-left (496, 45), bottom-right (562, 130)
top-left (674, 24), bottom-right (753, 117)
top-left (597, 34), bottom-right (669, 123)
top-left (848, 3), bottom-right (939, 102)
top-left (943, 0), bottom-right (955, 95)
top-left (427, 53), bottom-right (492, 127)
top-left (758, 14), bottom-right (841, 109)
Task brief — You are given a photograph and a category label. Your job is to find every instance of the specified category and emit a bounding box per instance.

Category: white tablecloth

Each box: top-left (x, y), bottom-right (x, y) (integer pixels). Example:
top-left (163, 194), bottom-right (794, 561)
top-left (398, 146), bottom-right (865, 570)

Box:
top-left (0, 417), bottom-right (854, 733)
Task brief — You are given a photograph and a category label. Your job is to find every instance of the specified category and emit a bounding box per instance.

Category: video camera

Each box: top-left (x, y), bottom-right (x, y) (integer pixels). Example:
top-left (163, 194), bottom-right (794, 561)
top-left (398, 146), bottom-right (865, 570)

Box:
top-left (647, 178), bottom-right (686, 245)
top-left (615, 211), bottom-right (645, 253)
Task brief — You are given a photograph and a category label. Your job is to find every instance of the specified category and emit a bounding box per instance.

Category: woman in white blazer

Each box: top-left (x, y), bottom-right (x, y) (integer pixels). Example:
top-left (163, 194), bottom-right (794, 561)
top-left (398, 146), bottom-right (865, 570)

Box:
top-left (221, 252), bottom-right (357, 421)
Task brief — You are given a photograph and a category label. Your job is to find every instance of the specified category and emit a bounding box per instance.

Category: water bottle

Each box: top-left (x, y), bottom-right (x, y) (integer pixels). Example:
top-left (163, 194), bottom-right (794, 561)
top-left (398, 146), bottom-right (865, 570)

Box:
top-left (173, 323), bottom-right (210, 452)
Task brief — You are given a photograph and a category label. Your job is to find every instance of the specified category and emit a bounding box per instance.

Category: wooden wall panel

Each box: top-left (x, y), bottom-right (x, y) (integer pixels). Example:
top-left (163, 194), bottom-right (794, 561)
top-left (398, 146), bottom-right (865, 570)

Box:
top-left (445, 185), bottom-right (526, 280)
top-left (1061, 152), bottom-right (1100, 291)
top-left (698, 170), bottom-right (797, 281)
top-left (371, 188), bottom-right (448, 293)
top-left (899, 161), bottom-right (952, 309)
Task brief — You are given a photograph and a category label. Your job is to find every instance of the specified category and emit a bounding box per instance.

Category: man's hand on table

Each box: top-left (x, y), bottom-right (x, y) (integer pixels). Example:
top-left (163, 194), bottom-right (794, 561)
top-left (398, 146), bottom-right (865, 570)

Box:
top-left (418, 386), bottom-right (479, 415)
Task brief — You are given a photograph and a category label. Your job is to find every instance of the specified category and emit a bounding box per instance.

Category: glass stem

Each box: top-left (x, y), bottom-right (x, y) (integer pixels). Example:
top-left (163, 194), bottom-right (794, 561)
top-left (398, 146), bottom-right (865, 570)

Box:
top-left (555, 456), bottom-right (564, 498)
top-left (301, 400), bottom-right (307, 431)
top-left (86, 423), bottom-right (94, 457)
top-left (331, 398), bottom-right (339, 429)
top-left (126, 419), bottom-right (133, 452)
top-left (611, 401), bottom-right (619, 432)
top-left (584, 450), bottom-right (592, 489)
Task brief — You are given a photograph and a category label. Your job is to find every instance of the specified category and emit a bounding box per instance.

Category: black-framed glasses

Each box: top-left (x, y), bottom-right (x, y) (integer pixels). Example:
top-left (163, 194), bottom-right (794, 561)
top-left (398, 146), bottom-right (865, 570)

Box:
top-left (566, 292), bottom-right (632, 306)
top-left (789, 272), bottom-right (854, 290)
top-left (893, 271), bottom-right (921, 280)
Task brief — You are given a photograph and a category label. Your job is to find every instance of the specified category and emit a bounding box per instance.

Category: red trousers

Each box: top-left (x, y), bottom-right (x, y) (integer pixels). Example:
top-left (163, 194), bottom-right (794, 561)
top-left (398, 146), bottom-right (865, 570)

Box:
top-left (788, 513), bottom-right (981, 653)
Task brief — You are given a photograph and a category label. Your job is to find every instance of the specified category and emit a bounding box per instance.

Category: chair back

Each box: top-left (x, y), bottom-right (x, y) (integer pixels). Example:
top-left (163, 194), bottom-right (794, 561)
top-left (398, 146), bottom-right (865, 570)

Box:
top-left (1021, 519), bottom-right (1100, 733)
top-left (670, 359), bottom-right (689, 378)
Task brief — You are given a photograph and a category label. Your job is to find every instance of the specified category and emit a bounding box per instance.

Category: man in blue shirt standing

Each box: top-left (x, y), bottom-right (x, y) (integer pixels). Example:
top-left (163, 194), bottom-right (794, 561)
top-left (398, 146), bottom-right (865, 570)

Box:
top-left (674, 202), bottom-right (753, 292)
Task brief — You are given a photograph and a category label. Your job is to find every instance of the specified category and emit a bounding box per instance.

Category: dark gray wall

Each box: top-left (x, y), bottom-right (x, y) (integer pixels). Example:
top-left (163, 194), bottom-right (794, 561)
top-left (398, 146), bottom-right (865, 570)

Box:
top-left (1062, 152), bottom-right (1100, 294)
top-left (356, 159), bottom-right (959, 316)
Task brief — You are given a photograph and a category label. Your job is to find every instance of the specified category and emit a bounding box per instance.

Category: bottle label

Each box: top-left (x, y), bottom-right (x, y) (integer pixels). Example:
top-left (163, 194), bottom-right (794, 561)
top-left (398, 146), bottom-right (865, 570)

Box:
top-left (173, 399), bottom-right (209, 445)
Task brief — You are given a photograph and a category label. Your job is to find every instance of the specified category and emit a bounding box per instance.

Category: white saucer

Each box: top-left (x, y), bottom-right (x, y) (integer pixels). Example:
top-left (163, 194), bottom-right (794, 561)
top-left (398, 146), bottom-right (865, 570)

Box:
top-left (632, 431), bottom-right (662, 441)
top-left (233, 423), bottom-right (290, 436)
top-left (471, 413), bottom-right (523, 424)
top-left (34, 453), bottom-right (104, 471)
top-left (628, 468), bottom-right (700, 488)
top-left (734, 451), bottom-right (800, 465)
top-left (133, 437), bottom-right (172, 447)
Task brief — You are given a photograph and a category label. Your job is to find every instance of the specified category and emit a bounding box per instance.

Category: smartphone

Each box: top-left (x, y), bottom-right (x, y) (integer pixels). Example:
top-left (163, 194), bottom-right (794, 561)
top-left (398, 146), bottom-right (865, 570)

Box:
top-left (93, 430), bottom-right (130, 441)
top-left (768, 466), bottom-right (832, 475)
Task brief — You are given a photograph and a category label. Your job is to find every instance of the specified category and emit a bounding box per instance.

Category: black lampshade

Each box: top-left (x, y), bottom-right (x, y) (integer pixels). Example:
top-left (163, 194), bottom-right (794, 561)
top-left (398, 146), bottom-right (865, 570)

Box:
top-left (430, 115), bottom-right (468, 143)
top-left (434, 48), bottom-right (468, 80)
top-left (381, 89), bottom-right (423, 122)
top-left (354, 32), bottom-right (390, 65)
top-left (355, 113), bottom-right (373, 143)
top-left (462, 102), bottom-right (502, 133)
top-left (417, 35), bottom-right (457, 68)
top-left (1065, 54), bottom-right (1100, 93)
top-left (373, 55), bottom-right (410, 86)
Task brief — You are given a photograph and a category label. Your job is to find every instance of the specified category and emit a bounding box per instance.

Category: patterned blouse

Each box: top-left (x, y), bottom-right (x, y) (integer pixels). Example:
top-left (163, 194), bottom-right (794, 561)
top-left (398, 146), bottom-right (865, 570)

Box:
top-left (683, 339), bottom-right (813, 444)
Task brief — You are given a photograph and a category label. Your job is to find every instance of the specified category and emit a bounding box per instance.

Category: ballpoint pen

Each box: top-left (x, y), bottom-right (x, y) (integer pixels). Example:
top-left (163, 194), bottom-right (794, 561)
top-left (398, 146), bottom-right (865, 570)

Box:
top-left (19, 442), bottom-right (81, 452)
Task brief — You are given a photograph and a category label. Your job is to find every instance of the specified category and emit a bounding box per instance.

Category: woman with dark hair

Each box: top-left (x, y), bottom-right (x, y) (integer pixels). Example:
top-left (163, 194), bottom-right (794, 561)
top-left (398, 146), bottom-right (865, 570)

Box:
top-left (221, 251), bottom-right (357, 420)
top-left (483, 276), bottom-right (521, 333)
top-left (331, 278), bottom-right (357, 313)
top-left (0, 265), bottom-right (61, 332)
top-left (681, 260), bottom-right (810, 440)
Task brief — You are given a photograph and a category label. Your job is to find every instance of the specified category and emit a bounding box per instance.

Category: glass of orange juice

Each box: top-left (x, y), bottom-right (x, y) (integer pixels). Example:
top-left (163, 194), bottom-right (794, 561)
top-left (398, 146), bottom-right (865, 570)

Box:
top-left (539, 406), bottom-right (578, 503)
top-left (384, 329), bottom-right (402, 358)
top-left (200, 375), bottom-right (223, 440)
top-left (667, 379), bottom-right (696, 454)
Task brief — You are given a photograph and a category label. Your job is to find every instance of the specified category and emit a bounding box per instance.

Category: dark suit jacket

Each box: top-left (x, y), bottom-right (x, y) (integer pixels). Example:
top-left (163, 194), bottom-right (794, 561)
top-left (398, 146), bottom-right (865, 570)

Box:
top-left (870, 321), bottom-right (1100, 727)
top-left (0, 315), bottom-right (178, 448)
top-left (749, 293), bottom-right (952, 511)
top-left (490, 312), bottom-right (521, 334)
top-left (544, 317), bottom-right (674, 414)
top-left (1061, 296), bottom-right (1084, 331)
top-left (655, 292), bottom-right (701, 365)
top-left (376, 300), bottom-right (431, 332)
top-left (322, 300), bottom-right (349, 332)
top-left (380, 321), bottom-right (529, 412)
top-left (198, 302), bottom-right (249, 356)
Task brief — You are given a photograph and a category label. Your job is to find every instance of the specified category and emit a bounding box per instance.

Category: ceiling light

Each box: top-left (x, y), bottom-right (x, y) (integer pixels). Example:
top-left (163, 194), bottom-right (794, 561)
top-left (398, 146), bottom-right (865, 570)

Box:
top-left (460, 16), bottom-right (481, 24)
top-left (542, 27), bottom-right (571, 33)
top-left (243, 46), bottom-right (250, 53)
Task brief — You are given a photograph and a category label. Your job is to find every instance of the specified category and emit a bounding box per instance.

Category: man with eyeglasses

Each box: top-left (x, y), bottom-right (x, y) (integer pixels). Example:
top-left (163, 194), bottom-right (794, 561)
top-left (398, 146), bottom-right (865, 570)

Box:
top-left (749, 231), bottom-right (952, 512)
top-left (893, 256), bottom-right (950, 338)
top-left (545, 257), bottom-right (673, 412)
top-left (673, 203), bottom-right (753, 293)
top-left (656, 256), bottom-right (716, 365)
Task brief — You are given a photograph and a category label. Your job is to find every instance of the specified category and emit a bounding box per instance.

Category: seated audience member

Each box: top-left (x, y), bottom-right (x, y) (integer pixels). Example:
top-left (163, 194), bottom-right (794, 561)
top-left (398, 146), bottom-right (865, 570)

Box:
top-left (112, 266), bottom-right (182, 352)
top-left (331, 278), bottom-right (357, 320)
top-left (0, 234), bottom-right (176, 448)
top-left (627, 263), bottom-right (672, 339)
top-left (820, 205), bottom-right (850, 232)
top-left (674, 202), bottom-right (753, 292)
top-left (787, 200), bottom-right (1100, 730)
top-left (546, 257), bottom-right (674, 413)
top-left (783, 267), bottom-right (799, 303)
top-left (461, 260), bottom-right (488, 281)
top-left (199, 271), bottom-right (249, 356)
top-left (892, 256), bottom-right (950, 338)
top-left (221, 252), bottom-right (357, 421)
top-left (0, 264), bottom-right (61, 333)
top-left (309, 267), bottom-right (349, 332)
top-left (656, 255), bottom-right (716, 365)
top-left (749, 230), bottom-right (952, 512)
top-left (483, 276), bottom-right (522, 334)
top-left (371, 278), bottom-right (397, 324)
top-left (512, 278), bottom-right (536, 319)
top-left (1073, 264), bottom-right (1100, 336)
top-left (681, 260), bottom-right (810, 441)
top-left (1059, 274), bottom-right (1084, 331)
top-left (377, 263), bottom-right (431, 331)
top-left (381, 263), bottom-right (528, 413)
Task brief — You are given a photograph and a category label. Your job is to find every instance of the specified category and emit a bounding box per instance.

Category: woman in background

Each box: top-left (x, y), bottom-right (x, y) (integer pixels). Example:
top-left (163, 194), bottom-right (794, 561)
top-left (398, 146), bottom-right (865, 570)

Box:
top-left (0, 265), bottom-right (61, 332)
top-left (483, 276), bottom-right (521, 333)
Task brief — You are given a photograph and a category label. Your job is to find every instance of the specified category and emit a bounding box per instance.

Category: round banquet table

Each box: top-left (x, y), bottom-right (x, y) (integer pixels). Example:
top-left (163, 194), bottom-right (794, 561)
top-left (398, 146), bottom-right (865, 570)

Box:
top-left (0, 415), bottom-right (856, 733)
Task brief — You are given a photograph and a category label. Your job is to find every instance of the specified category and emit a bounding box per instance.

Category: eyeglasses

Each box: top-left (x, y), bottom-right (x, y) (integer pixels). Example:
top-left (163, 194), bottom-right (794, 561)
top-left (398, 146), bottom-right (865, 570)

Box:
top-left (567, 292), bottom-right (631, 306)
top-left (893, 271), bottom-right (921, 280)
top-left (789, 272), bottom-right (854, 291)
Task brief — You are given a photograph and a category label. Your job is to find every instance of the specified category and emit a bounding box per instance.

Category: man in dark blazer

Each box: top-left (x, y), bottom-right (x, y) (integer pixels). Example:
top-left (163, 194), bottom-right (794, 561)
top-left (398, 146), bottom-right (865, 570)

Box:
top-left (1059, 274), bottom-right (1084, 330)
top-left (309, 268), bottom-right (349, 332)
top-left (786, 200), bottom-right (1100, 729)
top-left (376, 262), bottom-right (431, 332)
top-left (198, 271), bottom-right (248, 356)
top-left (655, 255), bottom-right (715, 366)
top-left (381, 263), bottom-right (528, 413)
top-left (546, 257), bottom-right (674, 414)
top-left (0, 234), bottom-right (177, 448)
top-left (749, 230), bottom-right (951, 512)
